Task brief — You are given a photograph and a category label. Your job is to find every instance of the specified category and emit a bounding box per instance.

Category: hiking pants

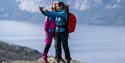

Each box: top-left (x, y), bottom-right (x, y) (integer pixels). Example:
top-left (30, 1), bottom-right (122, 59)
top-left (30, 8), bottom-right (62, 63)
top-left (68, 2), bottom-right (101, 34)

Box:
top-left (55, 32), bottom-right (71, 61)
top-left (42, 32), bottom-right (55, 61)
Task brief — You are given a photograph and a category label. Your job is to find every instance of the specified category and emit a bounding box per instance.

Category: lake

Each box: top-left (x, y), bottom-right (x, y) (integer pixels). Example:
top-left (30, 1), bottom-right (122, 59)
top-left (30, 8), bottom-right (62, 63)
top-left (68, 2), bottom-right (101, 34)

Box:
top-left (0, 20), bottom-right (125, 63)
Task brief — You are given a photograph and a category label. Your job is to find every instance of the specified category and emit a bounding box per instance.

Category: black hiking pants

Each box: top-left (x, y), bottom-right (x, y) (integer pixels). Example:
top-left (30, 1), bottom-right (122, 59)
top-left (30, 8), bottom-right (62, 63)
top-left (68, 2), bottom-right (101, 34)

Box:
top-left (55, 32), bottom-right (71, 61)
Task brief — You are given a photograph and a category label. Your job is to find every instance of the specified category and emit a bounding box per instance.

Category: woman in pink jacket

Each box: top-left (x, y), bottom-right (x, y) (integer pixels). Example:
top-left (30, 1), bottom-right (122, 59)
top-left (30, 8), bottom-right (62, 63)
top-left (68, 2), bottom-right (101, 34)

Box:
top-left (42, 2), bottom-right (65, 63)
top-left (42, 3), bottom-right (56, 63)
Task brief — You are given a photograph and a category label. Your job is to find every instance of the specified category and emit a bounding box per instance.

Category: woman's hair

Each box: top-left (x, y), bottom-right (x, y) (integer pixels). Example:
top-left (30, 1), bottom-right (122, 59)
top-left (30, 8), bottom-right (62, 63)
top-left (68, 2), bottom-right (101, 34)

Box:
top-left (51, 2), bottom-right (58, 11)
top-left (58, 2), bottom-right (69, 12)
top-left (58, 2), bottom-right (65, 8)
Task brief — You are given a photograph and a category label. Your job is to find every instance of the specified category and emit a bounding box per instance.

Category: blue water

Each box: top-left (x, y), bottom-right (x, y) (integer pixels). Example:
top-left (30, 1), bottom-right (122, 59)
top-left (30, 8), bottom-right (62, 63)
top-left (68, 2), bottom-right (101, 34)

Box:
top-left (0, 21), bottom-right (125, 63)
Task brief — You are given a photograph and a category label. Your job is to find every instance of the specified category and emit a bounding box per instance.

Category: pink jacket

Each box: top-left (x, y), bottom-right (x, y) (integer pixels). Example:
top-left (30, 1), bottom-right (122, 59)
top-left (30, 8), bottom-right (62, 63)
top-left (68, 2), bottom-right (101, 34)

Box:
top-left (44, 17), bottom-right (56, 32)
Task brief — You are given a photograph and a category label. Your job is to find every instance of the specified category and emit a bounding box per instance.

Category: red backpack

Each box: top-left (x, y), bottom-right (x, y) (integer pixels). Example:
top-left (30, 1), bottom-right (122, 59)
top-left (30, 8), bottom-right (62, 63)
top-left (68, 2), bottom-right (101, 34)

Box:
top-left (68, 12), bottom-right (77, 33)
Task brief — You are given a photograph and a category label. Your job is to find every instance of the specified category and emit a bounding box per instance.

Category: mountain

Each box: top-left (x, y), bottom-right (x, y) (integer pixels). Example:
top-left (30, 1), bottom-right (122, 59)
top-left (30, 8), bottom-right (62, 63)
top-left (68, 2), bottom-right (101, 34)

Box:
top-left (71, 0), bottom-right (125, 25)
top-left (0, 0), bottom-right (43, 24)
top-left (0, 0), bottom-right (125, 25)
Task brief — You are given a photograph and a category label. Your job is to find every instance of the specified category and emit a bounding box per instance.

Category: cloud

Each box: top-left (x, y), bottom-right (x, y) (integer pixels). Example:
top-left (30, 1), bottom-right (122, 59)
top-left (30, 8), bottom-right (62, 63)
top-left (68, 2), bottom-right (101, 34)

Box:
top-left (16, 0), bottom-right (51, 13)
top-left (15, 0), bottom-right (122, 12)
top-left (16, 0), bottom-right (90, 12)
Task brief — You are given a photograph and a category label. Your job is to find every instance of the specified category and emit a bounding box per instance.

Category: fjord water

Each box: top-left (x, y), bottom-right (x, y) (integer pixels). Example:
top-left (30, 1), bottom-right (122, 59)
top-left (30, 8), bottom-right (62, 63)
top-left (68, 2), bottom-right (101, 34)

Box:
top-left (0, 21), bottom-right (125, 63)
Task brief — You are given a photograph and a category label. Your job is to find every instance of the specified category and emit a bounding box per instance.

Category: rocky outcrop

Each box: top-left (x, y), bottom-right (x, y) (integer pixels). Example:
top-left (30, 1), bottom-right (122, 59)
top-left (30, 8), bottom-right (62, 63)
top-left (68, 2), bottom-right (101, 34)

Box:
top-left (0, 41), bottom-right (82, 63)
top-left (0, 41), bottom-right (41, 62)
top-left (2, 57), bottom-right (81, 63)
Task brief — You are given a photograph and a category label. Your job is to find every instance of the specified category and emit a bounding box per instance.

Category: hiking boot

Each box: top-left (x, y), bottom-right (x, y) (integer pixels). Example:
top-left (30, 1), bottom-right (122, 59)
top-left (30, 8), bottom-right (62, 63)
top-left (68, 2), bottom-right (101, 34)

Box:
top-left (42, 58), bottom-right (48, 63)
top-left (42, 60), bottom-right (48, 63)
top-left (67, 60), bottom-right (70, 63)
top-left (55, 57), bottom-right (60, 63)
top-left (66, 59), bottom-right (71, 63)
top-left (54, 59), bottom-right (60, 63)
top-left (60, 58), bottom-right (66, 63)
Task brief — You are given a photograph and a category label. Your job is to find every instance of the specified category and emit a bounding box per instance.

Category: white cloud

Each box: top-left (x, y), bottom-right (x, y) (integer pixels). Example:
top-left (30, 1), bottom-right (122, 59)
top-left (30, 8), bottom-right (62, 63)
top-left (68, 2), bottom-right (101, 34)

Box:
top-left (16, 0), bottom-right (51, 13)
top-left (15, 0), bottom-right (122, 12)
top-left (17, 0), bottom-right (115, 12)
top-left (16, 0), bottom-right (90, 12)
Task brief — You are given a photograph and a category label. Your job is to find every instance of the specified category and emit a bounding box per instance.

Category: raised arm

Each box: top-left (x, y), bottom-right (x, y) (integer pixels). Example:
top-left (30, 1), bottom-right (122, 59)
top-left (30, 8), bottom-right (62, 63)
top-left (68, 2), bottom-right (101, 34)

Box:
top-left (39, 7), bottom-right (67, 19)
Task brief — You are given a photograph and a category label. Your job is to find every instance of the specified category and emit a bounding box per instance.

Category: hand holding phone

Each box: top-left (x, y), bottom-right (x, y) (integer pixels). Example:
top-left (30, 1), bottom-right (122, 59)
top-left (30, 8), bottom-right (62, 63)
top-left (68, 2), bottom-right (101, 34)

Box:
top-left (39, 7), bottom-right (44, 11)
